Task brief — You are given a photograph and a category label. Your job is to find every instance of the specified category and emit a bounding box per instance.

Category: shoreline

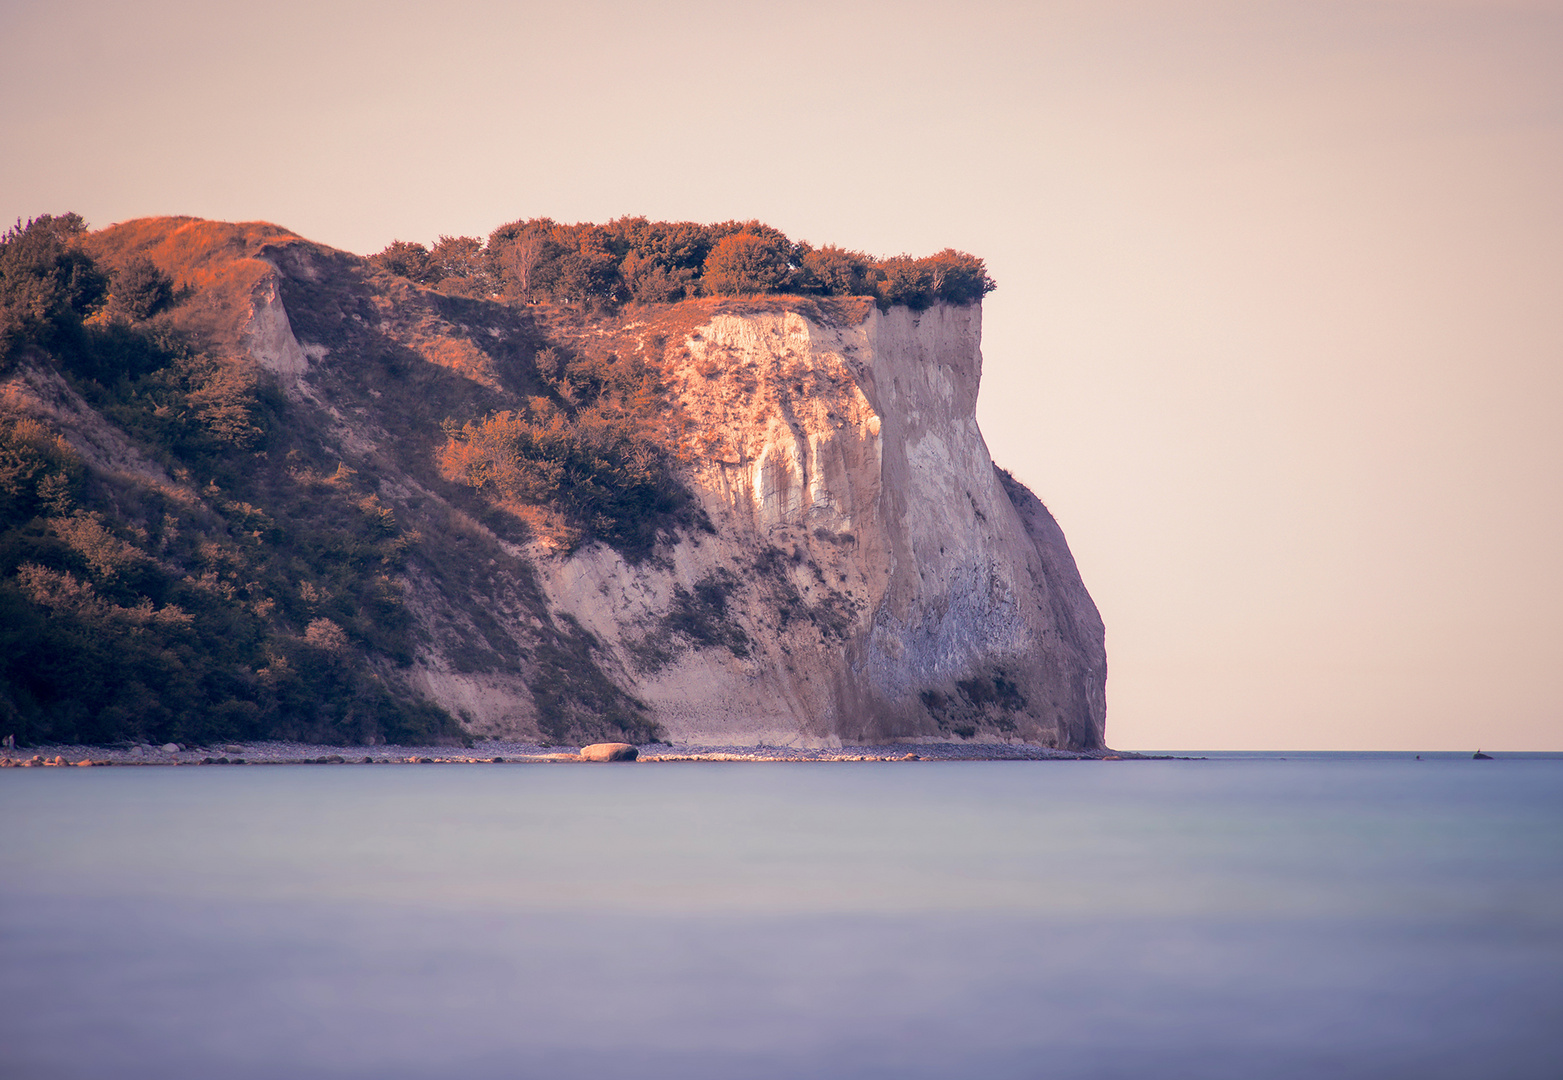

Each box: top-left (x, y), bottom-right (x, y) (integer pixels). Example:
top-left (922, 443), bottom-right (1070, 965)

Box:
top-left (1, 739), bottom-right (1171, 767)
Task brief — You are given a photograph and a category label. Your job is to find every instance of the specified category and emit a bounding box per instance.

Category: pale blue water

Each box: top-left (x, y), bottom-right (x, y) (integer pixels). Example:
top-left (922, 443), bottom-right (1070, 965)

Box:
top-left (2, 753), bottom-right (1560, 1079)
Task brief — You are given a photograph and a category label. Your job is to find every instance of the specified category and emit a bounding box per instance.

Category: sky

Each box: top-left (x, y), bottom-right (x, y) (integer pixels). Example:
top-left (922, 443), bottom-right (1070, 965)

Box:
top-left (3, 0), bottom-right (1560, 750)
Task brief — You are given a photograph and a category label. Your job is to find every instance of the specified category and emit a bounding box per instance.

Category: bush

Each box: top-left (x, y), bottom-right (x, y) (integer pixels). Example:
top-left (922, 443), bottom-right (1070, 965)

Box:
top-left (0, 217), bottom-right (463, 746)
top-left (440, 344), bottom-right (691, 558)
top-left (0, 408), bottom-right (84, 522)
top-left (428, 235), bottom-right (496, 297)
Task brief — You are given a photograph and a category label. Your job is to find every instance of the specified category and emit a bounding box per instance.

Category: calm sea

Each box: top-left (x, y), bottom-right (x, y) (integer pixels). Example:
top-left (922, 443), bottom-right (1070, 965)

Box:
top-left (2, 753), bottom-right (1560, 1079)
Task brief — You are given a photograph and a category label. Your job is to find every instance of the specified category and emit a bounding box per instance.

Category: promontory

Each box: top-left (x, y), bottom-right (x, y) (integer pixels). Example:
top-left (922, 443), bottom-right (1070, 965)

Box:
top-left (0, 214), bottom-right (1105, 750)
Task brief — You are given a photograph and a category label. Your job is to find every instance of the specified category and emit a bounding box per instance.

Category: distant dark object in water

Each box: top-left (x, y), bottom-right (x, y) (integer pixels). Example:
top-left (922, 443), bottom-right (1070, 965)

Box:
top-left (1473, 750), bottom-right (1494, 760)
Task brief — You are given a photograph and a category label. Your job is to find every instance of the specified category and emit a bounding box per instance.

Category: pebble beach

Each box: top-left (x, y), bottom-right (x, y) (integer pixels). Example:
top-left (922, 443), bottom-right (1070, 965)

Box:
top-left (1, 738), bottom-right (1154, 767)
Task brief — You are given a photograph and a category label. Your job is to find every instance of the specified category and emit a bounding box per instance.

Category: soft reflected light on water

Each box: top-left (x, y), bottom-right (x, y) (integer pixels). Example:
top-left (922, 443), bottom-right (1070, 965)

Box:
top-left (3, 755), bottom-right (1561, 1078)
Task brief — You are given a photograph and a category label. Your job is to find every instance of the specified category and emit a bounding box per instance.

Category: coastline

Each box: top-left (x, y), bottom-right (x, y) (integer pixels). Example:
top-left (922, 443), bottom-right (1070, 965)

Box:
top-left (1, 739), bottom-right (1161, 767)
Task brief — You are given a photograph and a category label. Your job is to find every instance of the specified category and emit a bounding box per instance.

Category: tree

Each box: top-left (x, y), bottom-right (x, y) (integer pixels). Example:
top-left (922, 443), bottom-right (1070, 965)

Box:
top-left (0, 213), bottom-right (107, 358)
top-left (620, 250), bottom-right (695, 303)
top-left (922, 249), bottom-right (996, 305)
top-left (106, 256), bottom-right (174, 321)
top-left (367, 240), bottom-right (436, 284)
top-left (874, 255), bottom-right (934, 309)
top-left (702, 230), bottom-right (796, 296)
top-left (797, 244), bottom-right (873, 296)
top-left (502, 227), bottom-right (548, 301)
top-left (428, 235), bottom-right (493, 296)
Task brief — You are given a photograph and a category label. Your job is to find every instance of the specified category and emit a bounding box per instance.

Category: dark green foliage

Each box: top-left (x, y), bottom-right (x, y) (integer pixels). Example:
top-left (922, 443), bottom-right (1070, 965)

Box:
top-left (105, 256), bottom-right (174, 322)
top-left (101, 344), bottom-right (273, 456)
top-left (956, 671), bottom-right (1027, 712)
top-left (0, 405), bottom-right (462, 747)
top-left (627, 570), bottom-right (750, 672)
top-left (665, 571), bottom-right (750, 656)
top-left (526, 615), bottom-right (659, 745)
top-left (440, 344), bottom-right (694, 559)
top-left (427, 235), bottom-right (496, 297)
top-left (610, 218), bottom-right (715, 302)
top-left (797, 244), bottom-right (874, 297)
top-left (920, 249), bottom-right (997, 306)
top-left (0, 214), bottom-right (108, 361)
top-left (367, 240), bottom-right (438, 284)
top-left (663, 573), bottom-right (749, 657)
top-left (0, 411), bottom-right (83, 523)
top-left (370, 235), bottom-right (497, 298)
top-left (874, 249), bottom-right (996, 309)
top-left (747, 544), bottom-right (859, 643)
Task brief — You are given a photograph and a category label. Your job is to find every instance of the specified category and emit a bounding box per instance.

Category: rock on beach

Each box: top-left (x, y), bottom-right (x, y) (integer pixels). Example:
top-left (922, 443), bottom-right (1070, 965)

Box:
top-left (580, 742), bottom-right (638, 762)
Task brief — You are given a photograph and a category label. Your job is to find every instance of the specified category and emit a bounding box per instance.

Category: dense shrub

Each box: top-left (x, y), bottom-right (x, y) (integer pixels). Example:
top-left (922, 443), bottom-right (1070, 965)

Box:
top-left (797, 244), bottom-right (874, 297)
top-left (104, 256), bottom-right (175, 322)
top-left (0, 408), bottom-right (84, 522)
top-left (609, 218), bottom-right (716, 303)
top-left (439, 344), bottom-right (692, 558)
top-left (371, 217), bottom-right (995, 311)
top-left (0, 397), bottom-right (461, 747)
top-left (367, 239), bottom-right (438, 284)
top-left (1, 214), bottom-right (108, 361)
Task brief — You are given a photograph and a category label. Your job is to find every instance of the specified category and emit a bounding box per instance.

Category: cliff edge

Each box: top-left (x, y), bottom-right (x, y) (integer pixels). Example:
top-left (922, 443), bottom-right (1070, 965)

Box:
top-left (529, 303), bottom-right (1106, 748)
top-left (0, 217), bottom-right (1105, 749)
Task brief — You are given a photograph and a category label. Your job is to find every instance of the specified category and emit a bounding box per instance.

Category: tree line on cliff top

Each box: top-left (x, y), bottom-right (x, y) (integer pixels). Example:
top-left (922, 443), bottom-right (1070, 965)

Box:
top-left (369, 218), bottom-right (996, 310)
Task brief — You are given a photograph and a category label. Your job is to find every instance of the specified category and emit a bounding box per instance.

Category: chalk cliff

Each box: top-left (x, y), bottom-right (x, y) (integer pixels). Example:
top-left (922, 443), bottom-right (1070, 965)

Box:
top-left (523, 304), bottom-right (1106, 748)
top-left (2, 218), bottom-right (1105, 749)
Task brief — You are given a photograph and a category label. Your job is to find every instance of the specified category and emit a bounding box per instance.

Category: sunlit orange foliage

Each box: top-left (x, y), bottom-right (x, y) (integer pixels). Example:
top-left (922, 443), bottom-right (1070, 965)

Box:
top-left (420, 336), bottom-right (501, 390)
top-left (82, 218), bottom-right (306, 351)
top-left (701, 231), bottom-right (796, 296)
top-left (455, 216), bottom-right (994, 311)
top-left (439, 346), bottom-right (690, 557)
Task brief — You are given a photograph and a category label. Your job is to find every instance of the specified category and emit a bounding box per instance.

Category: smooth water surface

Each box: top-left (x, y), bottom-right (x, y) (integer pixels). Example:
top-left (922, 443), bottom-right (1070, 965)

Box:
top-left (3, 754), bottom-right (1560, 1079)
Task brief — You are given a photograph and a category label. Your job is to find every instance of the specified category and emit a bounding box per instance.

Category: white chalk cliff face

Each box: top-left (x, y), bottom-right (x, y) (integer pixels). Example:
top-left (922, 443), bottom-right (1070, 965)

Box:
top-left (533, 303), bottom-right (1107, 748)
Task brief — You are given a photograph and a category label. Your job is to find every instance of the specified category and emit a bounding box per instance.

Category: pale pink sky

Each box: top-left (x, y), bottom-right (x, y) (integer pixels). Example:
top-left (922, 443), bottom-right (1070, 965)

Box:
top-left (4, 0), bottom-right (1560, 749)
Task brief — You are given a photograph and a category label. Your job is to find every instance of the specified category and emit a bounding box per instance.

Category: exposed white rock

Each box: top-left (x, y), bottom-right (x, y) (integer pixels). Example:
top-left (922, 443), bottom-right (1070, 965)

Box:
top-left (243, 277), bottom-right (319, 392)
top-left (530, 302), bottom-right (1106, 748)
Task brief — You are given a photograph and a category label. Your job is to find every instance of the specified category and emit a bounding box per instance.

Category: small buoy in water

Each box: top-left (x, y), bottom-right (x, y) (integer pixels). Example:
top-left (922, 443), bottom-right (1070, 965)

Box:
top-left (1473, 750), bottom-right (1493, 760)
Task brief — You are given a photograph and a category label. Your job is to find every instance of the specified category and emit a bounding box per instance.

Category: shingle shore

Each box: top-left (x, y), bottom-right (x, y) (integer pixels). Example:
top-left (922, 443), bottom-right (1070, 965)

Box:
top-left (2, 739), bottom-right (1164, 766)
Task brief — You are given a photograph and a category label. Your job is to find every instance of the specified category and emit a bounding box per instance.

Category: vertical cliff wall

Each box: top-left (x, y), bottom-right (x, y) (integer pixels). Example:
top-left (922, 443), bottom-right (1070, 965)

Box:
top-left (530, 302), bottom-right (1106, 748)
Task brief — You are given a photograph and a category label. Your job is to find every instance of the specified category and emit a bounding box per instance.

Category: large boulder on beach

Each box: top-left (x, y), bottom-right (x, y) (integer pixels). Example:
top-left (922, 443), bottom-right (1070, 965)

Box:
top-left (580, 742), bottom-right (638, 762)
